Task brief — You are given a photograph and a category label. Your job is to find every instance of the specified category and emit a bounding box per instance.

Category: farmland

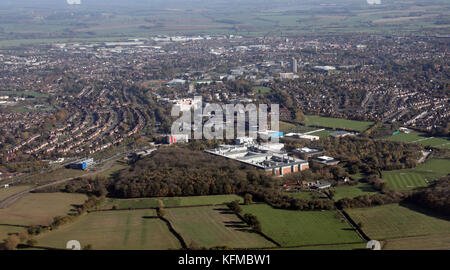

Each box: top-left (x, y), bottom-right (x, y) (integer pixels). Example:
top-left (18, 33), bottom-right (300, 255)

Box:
top-left (304, 115), bottom-right (374, 132)
top-left (241, 204), bottom-right (363, 247)
top-left (165, 206), bottom-right (275, 249)
top-left (385, 132), bottom-right (450, 149)
top-left (36, 209), bottom-right (181, 250)
top-left (382, 234), bottom-right (450, 250)
top-left (1, 0), bottom-right (449, 48)
top-left (382, 159), bottom-right (450, 190)
top-left (0, 193), bottom-right (87, 226)
top-left (100, 194), bottom-right (243, 210)
top-left (333, 183), bottom-right (379, 201)
top-left (347, 204), bottom-right (450, 240)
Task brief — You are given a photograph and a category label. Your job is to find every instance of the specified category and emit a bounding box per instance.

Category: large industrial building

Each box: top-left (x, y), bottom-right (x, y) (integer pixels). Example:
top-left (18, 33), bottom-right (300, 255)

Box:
top-left (205, 138), bottom-right (309, 176)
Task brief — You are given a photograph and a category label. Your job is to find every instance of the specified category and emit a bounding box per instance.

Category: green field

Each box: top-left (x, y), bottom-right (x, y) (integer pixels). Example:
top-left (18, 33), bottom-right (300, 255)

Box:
top-left (385, 132), bottom-right (450, 149)
top-left (304, 115), bottom-right (374, 132)
top-left (382, 159), bottom-right (450, 190)
top-left (0, 185), bottom-right (33, 202)
top-left (0, 225), bottom-right (27, 241)
top-left (36, 209), bottom-right (181, 250)
top-left (252, 86), bottom-right (271, 94)
top-left (242, 204), bottom-right (363, 247)
top-left (382, 234), bottom-right (450, 250)
top-left (334, 183), bottom-right (379, 201)
top-left (166, 206), bottom-right (275, 249)
top-left (97, 163), bottom-right (129, 178)
top-left (0, 193), bottom-right (87, 226)
top-left (100, 194), bottom-right (243, 210)
top-left (347, 204), bottom-right (450, 240)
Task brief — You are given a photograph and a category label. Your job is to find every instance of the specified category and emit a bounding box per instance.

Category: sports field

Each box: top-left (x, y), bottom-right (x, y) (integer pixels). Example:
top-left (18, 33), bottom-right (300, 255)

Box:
top-left (385, 132), bottom-right (450, 149)
top-left (165, 206), bottom-right (275, 249)
top-left (100, 194), bottom-right (243, 210)
top-left (304, 115), bottom-right (374, 132)
top-left (334, 183), bottom-right (379, 201)
top-left (0, 185), bottom-right (33, 202)
top-left (382, 159), bottom-right (450, 190)
top-left (242, 204), bottom-right (363, 247)
top-left (252, 86), bottom-right (271, 94)
top-left (382, 234), bottom-right (450, 250)
top-left (0, 193), bottom-right (87, 226)
top-left (347, 204), bottom-right (450, 240)
top-left (36, 209), bottom-right (181, 250)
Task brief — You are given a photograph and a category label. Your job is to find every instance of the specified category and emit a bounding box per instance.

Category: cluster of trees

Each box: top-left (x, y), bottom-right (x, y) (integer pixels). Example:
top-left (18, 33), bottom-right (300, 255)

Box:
top-left (336, 190), bottom-right (407, 209)
top-left (406, 175), bottom-right (450, 217)
top-left (0, 232), bottom-right (37, 250)
top-left (247, 186), bottom-right (335, 210)
top-left (106, 148), bottom-right (275, 198)
top-left (310, 136), bottom-right (423, 172)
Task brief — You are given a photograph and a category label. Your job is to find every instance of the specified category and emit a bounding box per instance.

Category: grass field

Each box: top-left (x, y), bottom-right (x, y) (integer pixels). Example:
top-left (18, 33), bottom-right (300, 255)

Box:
top-left (382, 234), bottom-right (450, 250)
top-left (100, 195), bottom-right (243, 210)
top-left (279, 121), bottom-right (316, 133)
top-left (0, 225), bottom-right (27, 241)
top-left (242, 204), bottom-right (363, 247)
top-left (334, 183), bottom-right (378, 201)
top-left (97, 163), bottom-right (129, 178)
top-left (0, 193), bottom-right (87, 226)
top-left (36, 209), bottom-right (181, 250)
top-left (347, 204), bottom-right (450, 240)
top-left (304, 115), bottom-right (374, 132)
top-left (252, 86), bottom-right (271, 94)
top-left (165, 206), bottom-right (275, 249)
top-left (0, 185), bottom-right (33, 202)
top-left (385, 132), bottom-right (450, 149)
top-left (382, 159), bottom-right (450, 190)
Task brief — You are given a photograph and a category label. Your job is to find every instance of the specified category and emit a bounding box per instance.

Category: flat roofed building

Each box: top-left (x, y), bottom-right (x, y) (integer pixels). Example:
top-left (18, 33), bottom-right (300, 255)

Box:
top-left (293, 147), bottom-right (324, 159)
top-left (205, 142), bottom-right (309, 176)
top-left (314, 155), bottom-right (340, 166)
top-left (330, 131), bottom-right (356, 138)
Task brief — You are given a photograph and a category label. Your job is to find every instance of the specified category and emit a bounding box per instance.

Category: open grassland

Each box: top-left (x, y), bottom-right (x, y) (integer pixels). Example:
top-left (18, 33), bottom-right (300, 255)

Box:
top-left (347, 204), bottom-right (450, 240)
top-left (382, 234), bottom-right (450, 250)
top-left (165, 206), bottom-right (275, 249)
top-left (100, 195), bottom-right (243, 210)
top-left (252, 86), bottom-right (271, 94)
top-left (334, 183), bottom-right (379, 201)
top-left (0, 185), bottom-right (34, 201)
top-left (0, 193), bottom-right (87, 226)
top-left (19, 168), bottom-right (87, 185)
top-left (36, 209), bottom-right (181, 250)
top-left (0, 225), bottom-right (27, 241)
top-left (382, 159), bottom-right (450, 190)
top-left (97, 163), bottom-right (129, 178)
top-left (242, 204), bottom-right (363, 247)
top-left (304, 115), bottom-right (374, 132)
top-left (276, 242), bottom-right (366, 250)
top-left (385, 132), bottom-right (450, 149)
